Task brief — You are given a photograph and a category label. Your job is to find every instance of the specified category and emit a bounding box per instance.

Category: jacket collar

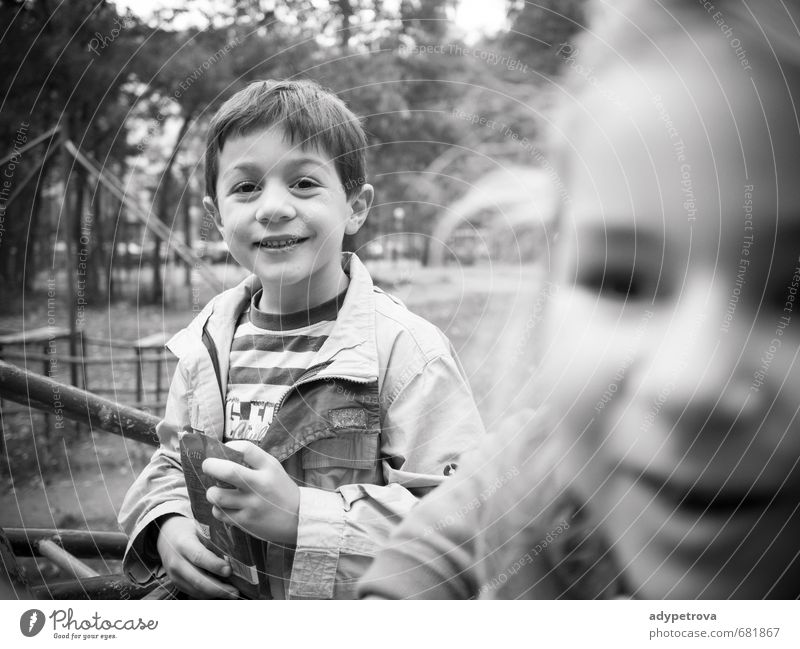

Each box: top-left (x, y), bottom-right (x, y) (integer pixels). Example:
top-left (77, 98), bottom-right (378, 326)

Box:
top-left (313, 253), bottom-right (377, 383)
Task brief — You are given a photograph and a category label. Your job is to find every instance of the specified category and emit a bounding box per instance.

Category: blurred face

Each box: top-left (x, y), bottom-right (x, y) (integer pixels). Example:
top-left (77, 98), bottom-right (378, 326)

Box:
top-left (205, 126), bottom-right (372, 312)
top-left (536, 53), bottom-right (800, 597)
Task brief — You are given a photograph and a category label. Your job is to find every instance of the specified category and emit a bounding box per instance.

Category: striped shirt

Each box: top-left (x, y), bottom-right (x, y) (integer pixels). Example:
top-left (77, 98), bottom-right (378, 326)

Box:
top-left (223, 288), bottom-right (347, 443)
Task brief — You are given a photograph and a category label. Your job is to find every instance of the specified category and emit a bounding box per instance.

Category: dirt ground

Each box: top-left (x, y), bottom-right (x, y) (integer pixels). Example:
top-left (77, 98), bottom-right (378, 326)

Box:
top-left (1, 261), bottom-right (540, 539)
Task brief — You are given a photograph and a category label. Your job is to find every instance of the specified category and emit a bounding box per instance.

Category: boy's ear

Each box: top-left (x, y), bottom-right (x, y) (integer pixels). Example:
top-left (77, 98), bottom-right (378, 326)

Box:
top-left (345, 183), bottom-right (374, 235)
top-left (203, 196), bottom-right (223, 233)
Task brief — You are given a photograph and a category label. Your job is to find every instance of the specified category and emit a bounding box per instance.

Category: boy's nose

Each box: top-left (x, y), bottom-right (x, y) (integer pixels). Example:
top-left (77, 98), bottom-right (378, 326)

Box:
top-left (254, 183), bottom-right (296, 223)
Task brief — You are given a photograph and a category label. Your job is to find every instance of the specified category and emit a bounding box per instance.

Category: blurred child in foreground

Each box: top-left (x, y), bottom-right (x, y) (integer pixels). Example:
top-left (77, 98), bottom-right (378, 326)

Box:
top-left (359, 0), bottom-right (800, 598)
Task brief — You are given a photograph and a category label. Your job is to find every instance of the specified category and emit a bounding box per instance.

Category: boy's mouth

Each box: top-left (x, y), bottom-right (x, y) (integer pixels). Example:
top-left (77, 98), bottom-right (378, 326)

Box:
top-left (255, 236), bottom-right (309, 251)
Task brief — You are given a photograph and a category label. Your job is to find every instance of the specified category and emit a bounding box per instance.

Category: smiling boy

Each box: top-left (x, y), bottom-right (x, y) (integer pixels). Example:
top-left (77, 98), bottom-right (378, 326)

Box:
top-left (119, 79), bottom-right (484, 599)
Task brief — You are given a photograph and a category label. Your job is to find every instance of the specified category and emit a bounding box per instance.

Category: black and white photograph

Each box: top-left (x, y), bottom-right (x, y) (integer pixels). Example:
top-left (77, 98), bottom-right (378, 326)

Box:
top-left (0, 0), bottom-right (799, 644)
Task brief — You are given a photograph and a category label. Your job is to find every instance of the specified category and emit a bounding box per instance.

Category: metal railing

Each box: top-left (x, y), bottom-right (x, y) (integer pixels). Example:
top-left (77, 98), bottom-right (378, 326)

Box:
top-left (0, 359), bottom-right (160, 599)
top-left (0, 328), bottom-right (172, 413)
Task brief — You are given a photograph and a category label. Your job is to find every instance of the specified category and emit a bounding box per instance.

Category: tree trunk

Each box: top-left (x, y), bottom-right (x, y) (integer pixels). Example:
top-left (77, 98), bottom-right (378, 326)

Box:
top-left (73, 167), bottom-right (87, 295)
top-left (337, 0), bottom-right (353, 48)
top-left (108, 192), bottom-right (124, 303)
top-left (91, 184), bottom-right (109, 301)
top-left (11, 190), bottom-right (35, 292)
top-left (22, 184), bottom-right (40, 294)
top-left (22, 148), bottom-right (53, 294)
top-left (182, 181), bottom-right (192, 287)
top-left (151, 114), bottom-right (193, 303)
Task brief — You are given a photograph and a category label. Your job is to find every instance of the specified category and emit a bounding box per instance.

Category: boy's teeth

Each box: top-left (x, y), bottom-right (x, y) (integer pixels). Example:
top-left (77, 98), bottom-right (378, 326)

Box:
top-left (260, 238), bottom-right (299, 249)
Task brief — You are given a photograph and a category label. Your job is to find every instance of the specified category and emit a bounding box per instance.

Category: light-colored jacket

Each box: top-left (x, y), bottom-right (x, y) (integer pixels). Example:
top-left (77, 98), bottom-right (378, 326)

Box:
top-left (118, 253), bottom-right (485, 599)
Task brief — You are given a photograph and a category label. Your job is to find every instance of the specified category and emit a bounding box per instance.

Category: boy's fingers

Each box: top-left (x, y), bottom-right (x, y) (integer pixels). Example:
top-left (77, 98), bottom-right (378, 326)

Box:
top-left (212, 506), bottom-right (259, 539)
top-left (184, 537), bottom-right (232, 578)
top-left (175, 563), bottom-right (238, 599)
top-left (211, 505), bottom-right (240, 524)
top-left (202, 458), bottom-right (247, 487)
top-left (212, 505), bottom-right (256, 532)
top-left (226, 440), bottom-right (276, 470)
top-left (206, 485), bottom-right (244, 510)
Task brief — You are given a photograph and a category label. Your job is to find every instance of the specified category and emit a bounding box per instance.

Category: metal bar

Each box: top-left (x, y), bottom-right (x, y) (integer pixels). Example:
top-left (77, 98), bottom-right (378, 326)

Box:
top-left (64, 140), bottom-right (222, 291)
top-left (5, 528), bottom-right (128, 560)
top-left (135, 348), bottom-right (143, 405)
top-left (30, 575), bottom-right (158, 600)
top-left (128, 401), bottom-right (167, 410)
top-left (42, 342), bottom-right (52, 444)
top-left (3, 142), bottom-right (59, 209)
top-left (77, 335), bottom-right (138, 349)
top-left (1, 401), bottom-right (167, 417)
top-left (1, 352), bottom-right (143, 364)
top-left (0, 527), bottom-right (31, 597)
top-left (0, 327), bottom-right (71, 345)
top-left (0, 359), bottom-right (159, 446)
top-left (0, 125), bottom-right (59, 167)
top-left (37, 539), bottom-right (100, 579)
top-left (76, 332), bottom-right (87, 394)
top-left (156, 351), bottom-right (163, 403)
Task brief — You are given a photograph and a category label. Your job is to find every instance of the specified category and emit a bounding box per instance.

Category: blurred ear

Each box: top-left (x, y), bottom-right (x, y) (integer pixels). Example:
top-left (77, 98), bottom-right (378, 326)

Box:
top-left (346, 183), bottom-right (373, 235)
top-left (203, 196), bottom-right (223, 233)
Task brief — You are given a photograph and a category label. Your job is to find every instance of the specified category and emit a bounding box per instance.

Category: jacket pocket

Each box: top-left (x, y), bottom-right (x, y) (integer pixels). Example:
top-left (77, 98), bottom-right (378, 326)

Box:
top-left (301, 421), bottom-right (379, 490)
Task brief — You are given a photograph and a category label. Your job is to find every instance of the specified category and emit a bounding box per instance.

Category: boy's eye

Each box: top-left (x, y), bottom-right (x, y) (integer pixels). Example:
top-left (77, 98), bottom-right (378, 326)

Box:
top-left (292, 177), bottom-right (319, 190)
top-left (232, 181), bottom-right (259, 194)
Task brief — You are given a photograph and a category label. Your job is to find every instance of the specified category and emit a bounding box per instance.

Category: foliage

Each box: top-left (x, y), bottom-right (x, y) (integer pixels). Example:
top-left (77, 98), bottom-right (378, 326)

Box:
top-left (0, 0), bottom-right (586, 303)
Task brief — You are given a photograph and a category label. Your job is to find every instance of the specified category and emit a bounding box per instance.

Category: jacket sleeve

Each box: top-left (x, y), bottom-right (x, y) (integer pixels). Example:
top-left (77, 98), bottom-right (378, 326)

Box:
top-left (287, 351), bottom-right (486, 599)
top-left (117, 365), bottom-right (194, 584)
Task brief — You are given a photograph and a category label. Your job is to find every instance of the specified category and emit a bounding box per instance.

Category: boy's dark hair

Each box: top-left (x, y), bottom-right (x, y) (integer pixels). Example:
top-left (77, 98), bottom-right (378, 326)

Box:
top-left (205, 79), bottom-right (367, 203)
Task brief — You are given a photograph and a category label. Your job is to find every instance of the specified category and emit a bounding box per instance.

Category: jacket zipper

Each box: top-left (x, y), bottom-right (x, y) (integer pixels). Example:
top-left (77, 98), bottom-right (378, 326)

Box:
top-left (271, 365), bottom-right (375, 421)
top-left (201, 327), bottom-right (225, 415)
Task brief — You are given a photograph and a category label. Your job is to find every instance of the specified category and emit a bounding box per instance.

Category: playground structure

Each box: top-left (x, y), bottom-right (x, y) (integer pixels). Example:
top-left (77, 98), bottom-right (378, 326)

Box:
top-left (0, 124), bottom-right (223, 598)
top-left (0, 359), bottom-right (160, 598)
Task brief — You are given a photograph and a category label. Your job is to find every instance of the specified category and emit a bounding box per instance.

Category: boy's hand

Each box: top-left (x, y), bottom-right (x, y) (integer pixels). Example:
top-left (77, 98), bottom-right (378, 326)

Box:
top-left (155, 515), bottom-right (239, 599)
top-left (203, 441), bottom-right (300, 545)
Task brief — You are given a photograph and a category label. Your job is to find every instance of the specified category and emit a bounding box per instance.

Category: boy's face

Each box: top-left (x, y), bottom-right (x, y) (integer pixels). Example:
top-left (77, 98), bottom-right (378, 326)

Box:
top-left (536, 55), bottom-right (800, 597)
top-left (205, 126), bottom-right (372, 311)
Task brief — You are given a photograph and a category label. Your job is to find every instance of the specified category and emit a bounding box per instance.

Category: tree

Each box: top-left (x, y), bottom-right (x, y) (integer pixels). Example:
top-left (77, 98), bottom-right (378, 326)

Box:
top-left (0, 0), bottom-right (143, 300)
top-left (503, 0), bottom-right (587, 74)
